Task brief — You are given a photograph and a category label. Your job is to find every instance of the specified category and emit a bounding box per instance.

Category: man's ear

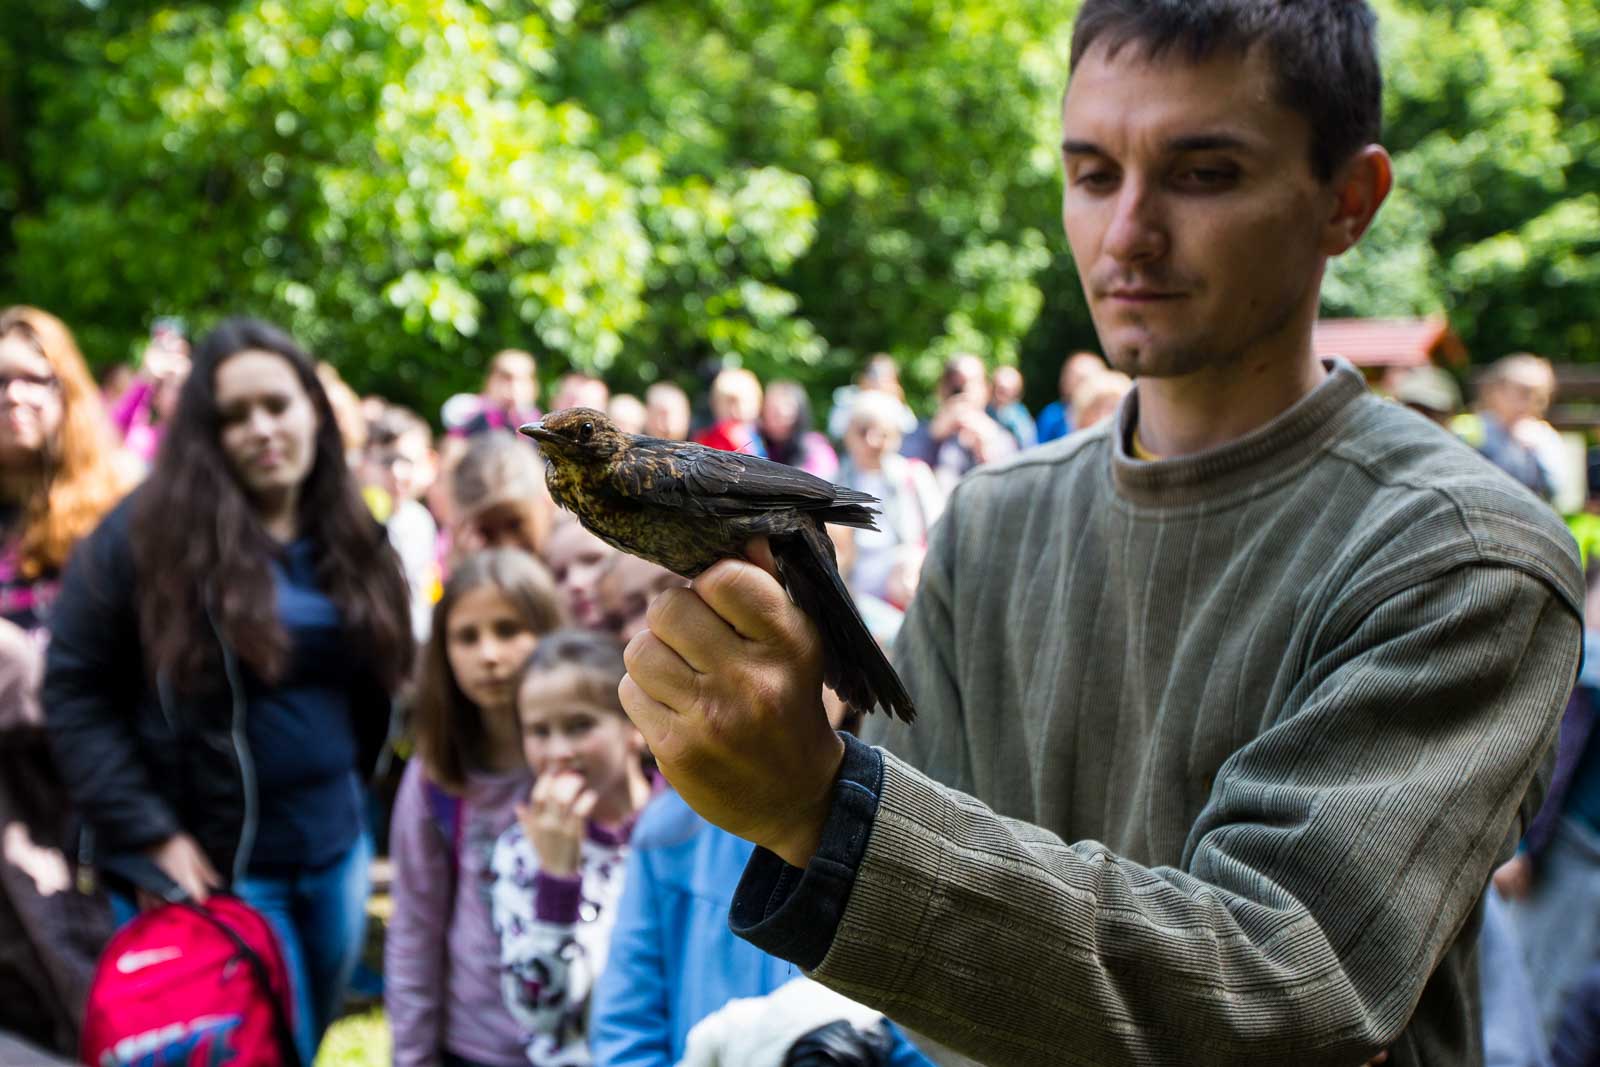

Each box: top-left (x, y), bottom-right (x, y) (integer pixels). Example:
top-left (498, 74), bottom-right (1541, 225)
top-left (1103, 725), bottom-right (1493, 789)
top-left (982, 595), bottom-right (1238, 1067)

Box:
top-left (1322, 145), bottom-right (1393, 257)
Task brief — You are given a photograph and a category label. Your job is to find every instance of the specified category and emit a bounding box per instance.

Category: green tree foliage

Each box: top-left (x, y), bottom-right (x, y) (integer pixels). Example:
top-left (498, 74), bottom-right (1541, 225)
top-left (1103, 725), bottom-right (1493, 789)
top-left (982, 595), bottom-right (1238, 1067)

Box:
top-left (1, 0), bottom-right (1595, 419)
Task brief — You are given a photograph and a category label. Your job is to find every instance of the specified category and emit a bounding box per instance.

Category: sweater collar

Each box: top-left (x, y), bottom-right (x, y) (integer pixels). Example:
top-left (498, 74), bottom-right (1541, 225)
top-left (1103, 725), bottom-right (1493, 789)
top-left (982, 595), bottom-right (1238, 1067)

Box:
top-left (1109, 358), bottom-right (1370, 509)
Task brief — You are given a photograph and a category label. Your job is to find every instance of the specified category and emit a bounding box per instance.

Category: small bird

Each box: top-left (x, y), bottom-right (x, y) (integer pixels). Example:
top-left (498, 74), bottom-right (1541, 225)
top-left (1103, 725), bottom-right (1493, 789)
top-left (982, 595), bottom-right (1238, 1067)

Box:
top-left (521, 408), bottom-right (915, 722)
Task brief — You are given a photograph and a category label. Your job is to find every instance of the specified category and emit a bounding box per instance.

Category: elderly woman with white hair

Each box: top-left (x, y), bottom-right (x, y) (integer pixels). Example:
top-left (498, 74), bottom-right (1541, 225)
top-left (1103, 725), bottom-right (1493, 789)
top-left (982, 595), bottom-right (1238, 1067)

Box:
top-left (837, 391), bottom-right (945, 610)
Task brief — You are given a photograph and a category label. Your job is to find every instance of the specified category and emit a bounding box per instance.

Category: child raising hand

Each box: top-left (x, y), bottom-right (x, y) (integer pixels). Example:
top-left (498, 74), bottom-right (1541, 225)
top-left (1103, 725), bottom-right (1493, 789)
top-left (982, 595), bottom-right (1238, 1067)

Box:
top-left (490, 630), bottom-right (657, 1065)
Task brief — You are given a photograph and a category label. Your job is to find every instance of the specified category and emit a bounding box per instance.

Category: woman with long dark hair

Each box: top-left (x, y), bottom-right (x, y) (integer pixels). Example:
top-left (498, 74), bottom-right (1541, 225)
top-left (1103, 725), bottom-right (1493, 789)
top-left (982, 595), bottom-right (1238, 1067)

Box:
top-left (43, 317), bottom-right (415, 1064)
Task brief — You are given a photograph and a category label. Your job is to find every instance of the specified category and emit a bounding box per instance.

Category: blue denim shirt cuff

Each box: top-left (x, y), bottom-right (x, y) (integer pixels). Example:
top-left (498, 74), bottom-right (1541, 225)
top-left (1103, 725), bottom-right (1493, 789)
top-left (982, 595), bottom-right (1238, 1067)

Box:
top-left (728, 732), bottom-right (884, 971)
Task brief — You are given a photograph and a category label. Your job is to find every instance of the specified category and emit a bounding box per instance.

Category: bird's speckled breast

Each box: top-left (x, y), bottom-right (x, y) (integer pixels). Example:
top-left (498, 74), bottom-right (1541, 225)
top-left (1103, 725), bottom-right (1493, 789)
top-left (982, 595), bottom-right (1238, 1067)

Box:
top-left (546, 462), bottom-right (754, 578)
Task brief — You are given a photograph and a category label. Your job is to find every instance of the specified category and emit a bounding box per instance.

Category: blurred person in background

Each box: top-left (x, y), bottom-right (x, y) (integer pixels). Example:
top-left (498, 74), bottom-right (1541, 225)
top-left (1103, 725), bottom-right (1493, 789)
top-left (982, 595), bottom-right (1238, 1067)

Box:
top-left (989, 366), bottom-right (1037, 450)
top-left (827, 355), bottom-right (916, 442)
top-left (43, 317), bottom-right (415, 1064)
top-left (552, 372), bottom-right (610, 415)
top-left (608, 394), bottom-right (648, 436)
top-left (596, 554), bottom-right (687, 644)
top-left (450, 430), bottom-right (556, 566)
top-left (1460, 354), bottom-right (1564, 504)
top-left (902, 353), bottom-right (1015, 491)
top-left (1035, 351), bottom-right (1107, 444)
top-left (1071, 369), bottom-right (1134, 433)
top-left (836, 392), bottom-right (943, 606)
top-left (1394, 365), bottom-right (1463, 429)
top-left (544, 516), bottom-right (618, 632)
top-left (591, 686), bottom-right (931, 1067)
top-left (451, 350), bottom-right (541, 439)
top-left (387, 550), bottom-right (566, 1067)
top-left (111, 315), bottom-right (191, 470)
top-left (368, 405), bottom-right (443, 643)
top-left (0, 614), bottom-right (111, 1057)
top-left (0, 306), bottom-right (126, 1055)
top-left (0, 307), bottom-right (130, 637)
top-left (489, 630), bottom-right (658, 1065)
top-left (317, 361), bottom-right (369, 470)
top-left (643, 383), bottom-right (691, 442)
top-left (760, 380), bottom-right (838, 479)
top-left (694, 368), bottom-right (766, 456)
top-left (1493, 561), bottom-right (1600, 1041)
top-left (97, 362), bottom-right (137, 412)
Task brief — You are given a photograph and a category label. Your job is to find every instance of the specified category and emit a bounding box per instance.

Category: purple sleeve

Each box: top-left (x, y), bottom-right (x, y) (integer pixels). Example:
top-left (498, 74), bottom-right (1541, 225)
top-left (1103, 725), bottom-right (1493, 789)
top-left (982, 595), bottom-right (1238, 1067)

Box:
top-left (385, 761), bottom-right (453, 1067)
top-left (534, 871), bottom-right (584, 923)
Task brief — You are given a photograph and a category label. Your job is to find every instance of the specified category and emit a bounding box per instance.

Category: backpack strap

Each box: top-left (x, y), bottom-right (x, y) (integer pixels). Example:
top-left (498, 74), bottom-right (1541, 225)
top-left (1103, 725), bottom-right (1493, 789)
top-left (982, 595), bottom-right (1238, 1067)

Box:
top-left (182, 899), bottom-right (302, 1067)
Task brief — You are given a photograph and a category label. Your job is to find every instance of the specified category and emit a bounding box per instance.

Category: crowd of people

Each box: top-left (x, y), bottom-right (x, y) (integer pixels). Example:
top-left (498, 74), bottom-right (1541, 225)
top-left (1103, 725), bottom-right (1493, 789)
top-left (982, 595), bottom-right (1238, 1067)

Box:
top-left (0, 295), bottom-right (1597, 1067)
top-left (0, 304), bottom-right (1140, 1067)
top-left (1, 3), bottom-right (1597, 1063)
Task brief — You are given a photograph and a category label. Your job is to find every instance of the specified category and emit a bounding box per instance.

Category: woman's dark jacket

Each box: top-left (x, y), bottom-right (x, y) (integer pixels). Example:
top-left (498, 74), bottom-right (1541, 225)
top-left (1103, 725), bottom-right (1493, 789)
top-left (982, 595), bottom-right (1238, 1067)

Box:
top-left (41, 491), bottom-right (394, 888)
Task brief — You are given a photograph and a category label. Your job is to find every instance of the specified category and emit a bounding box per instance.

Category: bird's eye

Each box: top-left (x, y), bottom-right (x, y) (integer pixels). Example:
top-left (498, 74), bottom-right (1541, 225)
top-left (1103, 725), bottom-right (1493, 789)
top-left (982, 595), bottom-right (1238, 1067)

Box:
top-left (579, 421), bottom-right (595, 442)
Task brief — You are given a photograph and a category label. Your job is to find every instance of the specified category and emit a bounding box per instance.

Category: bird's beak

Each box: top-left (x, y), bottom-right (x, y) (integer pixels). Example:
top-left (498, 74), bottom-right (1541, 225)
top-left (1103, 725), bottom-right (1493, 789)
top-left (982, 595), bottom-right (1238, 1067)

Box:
top-left (519, 421), bottom-right (556, 445)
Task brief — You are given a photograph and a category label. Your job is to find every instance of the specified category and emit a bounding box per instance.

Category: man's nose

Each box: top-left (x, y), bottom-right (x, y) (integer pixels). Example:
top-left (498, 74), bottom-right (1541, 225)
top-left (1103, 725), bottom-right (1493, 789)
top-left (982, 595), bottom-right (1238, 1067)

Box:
top-left (1102, 179), bottom-right (1168, 265)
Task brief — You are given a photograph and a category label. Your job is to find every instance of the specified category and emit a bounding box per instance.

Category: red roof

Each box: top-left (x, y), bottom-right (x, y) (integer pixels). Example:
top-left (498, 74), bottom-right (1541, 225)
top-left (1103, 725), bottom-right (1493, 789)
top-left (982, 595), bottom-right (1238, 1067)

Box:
top-left (1312, 317), bottom-right (1467, 369)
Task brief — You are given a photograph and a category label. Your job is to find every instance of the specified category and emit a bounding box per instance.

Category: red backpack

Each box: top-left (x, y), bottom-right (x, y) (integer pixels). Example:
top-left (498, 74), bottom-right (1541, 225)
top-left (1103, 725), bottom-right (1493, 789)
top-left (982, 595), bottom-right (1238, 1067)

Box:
top-left (81, 895), bottom-right (300, 1067)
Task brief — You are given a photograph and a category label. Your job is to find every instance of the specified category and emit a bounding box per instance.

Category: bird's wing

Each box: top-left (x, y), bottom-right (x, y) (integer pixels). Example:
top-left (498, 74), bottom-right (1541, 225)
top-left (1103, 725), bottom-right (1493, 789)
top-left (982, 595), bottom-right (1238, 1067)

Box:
top-left (616, 439), bottom-right (871, 516)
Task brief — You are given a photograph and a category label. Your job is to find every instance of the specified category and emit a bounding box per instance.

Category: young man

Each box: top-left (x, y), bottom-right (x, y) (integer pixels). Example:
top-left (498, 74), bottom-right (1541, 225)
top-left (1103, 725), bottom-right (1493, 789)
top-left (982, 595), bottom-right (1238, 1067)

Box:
top-left (617, 2), bottom-right (1584, 1064)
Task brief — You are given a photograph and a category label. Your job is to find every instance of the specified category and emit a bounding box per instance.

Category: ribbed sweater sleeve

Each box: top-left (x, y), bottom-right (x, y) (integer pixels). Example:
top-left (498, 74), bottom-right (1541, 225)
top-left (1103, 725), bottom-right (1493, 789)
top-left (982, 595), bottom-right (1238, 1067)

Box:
top-left (827, 559), bottom-right (1577, 1066)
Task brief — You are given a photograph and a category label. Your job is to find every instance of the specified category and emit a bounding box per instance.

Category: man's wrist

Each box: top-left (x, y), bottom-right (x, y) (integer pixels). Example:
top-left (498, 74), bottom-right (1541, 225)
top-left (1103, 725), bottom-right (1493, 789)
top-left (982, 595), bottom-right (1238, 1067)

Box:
top-left (765, 732), bottom-right (848, 868)
top-left (730, 732), bottom-right (884, 971)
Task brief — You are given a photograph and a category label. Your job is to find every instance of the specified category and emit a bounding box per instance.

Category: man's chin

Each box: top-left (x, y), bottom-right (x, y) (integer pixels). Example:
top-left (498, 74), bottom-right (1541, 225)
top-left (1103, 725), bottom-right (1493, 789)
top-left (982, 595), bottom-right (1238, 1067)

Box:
top-left (1102, 336), bottom-right (1218, 380)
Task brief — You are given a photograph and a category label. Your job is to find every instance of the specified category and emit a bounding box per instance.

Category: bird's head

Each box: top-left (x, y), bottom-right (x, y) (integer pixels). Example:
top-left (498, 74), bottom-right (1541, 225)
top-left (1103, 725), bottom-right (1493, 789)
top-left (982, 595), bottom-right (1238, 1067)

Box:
top-left (519, 407), bottom-right (629, 466)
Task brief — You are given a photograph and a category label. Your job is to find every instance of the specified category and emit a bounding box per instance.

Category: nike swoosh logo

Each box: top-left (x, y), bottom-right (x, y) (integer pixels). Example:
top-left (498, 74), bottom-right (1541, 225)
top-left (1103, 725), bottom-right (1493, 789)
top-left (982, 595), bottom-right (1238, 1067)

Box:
top-left (115, 946), bottom-right (182, 974)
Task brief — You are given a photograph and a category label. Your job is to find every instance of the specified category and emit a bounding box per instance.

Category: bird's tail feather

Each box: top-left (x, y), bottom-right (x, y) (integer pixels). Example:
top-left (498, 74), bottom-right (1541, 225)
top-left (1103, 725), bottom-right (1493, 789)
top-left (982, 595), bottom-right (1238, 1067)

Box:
top-left (774, 525), bottom-right (916, 722)
top-left (818, 502), bottom-right (880, 531)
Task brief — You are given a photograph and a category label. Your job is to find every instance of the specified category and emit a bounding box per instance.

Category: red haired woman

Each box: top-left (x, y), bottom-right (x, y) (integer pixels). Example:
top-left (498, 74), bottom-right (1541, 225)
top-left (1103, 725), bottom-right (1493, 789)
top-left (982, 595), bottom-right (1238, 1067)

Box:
top-left (0, 307), bottom-right (129, 636)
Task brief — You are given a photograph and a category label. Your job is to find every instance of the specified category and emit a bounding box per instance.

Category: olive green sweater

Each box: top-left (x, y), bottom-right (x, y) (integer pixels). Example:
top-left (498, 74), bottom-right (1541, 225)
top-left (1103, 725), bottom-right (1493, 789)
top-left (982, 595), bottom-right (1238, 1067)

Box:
top-left (846, 360), bottom-right (1584, 1066)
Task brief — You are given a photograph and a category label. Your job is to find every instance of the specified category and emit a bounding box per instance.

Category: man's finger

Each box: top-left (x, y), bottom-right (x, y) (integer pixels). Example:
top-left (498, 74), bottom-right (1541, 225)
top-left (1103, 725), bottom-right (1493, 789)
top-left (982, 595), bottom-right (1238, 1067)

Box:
top-left (623, 629), bottom-right (700, 710)
top-left (619, 674), bottom-right (676, 748)
top-left (643, 586), bottom-right (734, 675)
top-left (744, 536), bottom-right (779, 580)
top-left (693, 556), bottom-right (795, 645)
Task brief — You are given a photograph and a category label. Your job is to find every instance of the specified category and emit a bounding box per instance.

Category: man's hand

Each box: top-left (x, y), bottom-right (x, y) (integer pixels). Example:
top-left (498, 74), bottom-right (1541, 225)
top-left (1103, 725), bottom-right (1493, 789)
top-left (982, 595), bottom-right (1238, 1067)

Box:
top-left (144, 833), bottom-right (221, 906)
top-left (516, 772), bottom-right (595, 878)
top-left (620, 540), bottom-right (845, 868)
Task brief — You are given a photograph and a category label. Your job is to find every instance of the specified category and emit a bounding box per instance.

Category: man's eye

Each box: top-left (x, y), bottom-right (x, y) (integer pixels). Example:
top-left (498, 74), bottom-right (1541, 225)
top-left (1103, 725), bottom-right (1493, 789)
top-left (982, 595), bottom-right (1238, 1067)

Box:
top-left (1074, 170), bottom-right (1117, 190)
top-left (1176, 167), bottom-right (1239, 189)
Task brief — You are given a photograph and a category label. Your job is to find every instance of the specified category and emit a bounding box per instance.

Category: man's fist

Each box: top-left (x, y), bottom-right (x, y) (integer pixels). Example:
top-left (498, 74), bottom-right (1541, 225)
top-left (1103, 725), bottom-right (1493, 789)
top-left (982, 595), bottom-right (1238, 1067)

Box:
top-left (620, 544), bottom-right (844, 868)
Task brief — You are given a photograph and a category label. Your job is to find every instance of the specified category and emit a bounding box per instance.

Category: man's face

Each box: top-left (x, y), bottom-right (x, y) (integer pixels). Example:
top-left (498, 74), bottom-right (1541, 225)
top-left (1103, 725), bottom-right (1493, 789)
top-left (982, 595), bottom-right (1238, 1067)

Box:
top-left (644, 390), bottom-right (689, 440)
top-left (486, 354), bottom-right (536, 412)
top-left (1061, 43), bottom-right (1335, 380)
top-left (371, 429), bottom-right (437, 503)
top-left (940, 357), bottom-right (989, 410)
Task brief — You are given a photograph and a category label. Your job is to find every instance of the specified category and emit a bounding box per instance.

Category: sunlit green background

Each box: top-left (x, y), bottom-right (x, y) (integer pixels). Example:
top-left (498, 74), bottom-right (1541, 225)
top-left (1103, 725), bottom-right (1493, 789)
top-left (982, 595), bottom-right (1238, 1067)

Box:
top-left (2, 0), bottom-right (1595, 416)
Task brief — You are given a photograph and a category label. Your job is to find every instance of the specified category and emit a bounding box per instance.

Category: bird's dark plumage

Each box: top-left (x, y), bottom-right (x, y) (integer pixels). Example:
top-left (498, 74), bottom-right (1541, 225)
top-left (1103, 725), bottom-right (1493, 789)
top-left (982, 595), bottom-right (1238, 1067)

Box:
top-left (521, 407), bottom-right (915, 722)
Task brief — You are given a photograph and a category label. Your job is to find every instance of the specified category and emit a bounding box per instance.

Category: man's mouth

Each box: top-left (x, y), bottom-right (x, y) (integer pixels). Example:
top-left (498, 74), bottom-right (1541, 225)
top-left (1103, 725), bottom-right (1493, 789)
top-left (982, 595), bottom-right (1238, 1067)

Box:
top-left (1107, 289), bottom-right (1185, 303)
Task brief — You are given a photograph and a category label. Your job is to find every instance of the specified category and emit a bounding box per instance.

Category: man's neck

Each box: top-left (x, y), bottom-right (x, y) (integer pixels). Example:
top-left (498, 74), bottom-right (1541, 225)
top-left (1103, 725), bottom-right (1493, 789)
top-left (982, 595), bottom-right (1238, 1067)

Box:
top-left (1134, 350), bottom-right (1328, 459)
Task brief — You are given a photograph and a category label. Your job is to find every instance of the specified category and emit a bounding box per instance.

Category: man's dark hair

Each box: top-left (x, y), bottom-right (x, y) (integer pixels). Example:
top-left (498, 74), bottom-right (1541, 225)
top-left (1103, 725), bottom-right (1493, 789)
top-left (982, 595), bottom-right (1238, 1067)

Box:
top-left (1070, 0), bottom-right (1382, 180)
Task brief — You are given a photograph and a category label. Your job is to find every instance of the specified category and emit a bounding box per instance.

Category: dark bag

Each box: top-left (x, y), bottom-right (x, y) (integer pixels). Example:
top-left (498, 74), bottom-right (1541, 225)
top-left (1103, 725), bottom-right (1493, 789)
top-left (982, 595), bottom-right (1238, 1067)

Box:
top-left (784, 1018), bottom-right (896, 1067)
